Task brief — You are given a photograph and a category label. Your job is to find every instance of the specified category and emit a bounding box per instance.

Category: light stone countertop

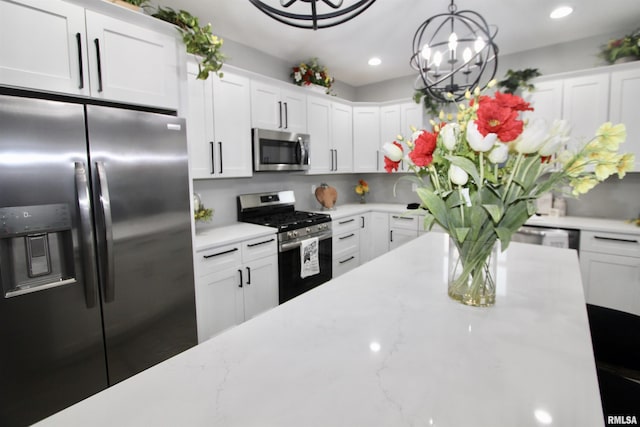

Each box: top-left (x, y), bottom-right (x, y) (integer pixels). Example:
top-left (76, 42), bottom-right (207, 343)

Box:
top-left (193, 222), bottom-right (276, 252)
top-left (36, 233), bottom-right (603, 427)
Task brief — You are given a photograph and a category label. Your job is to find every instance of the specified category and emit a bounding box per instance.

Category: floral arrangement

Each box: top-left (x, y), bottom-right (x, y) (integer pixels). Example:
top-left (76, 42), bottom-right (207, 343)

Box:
top-left (291, 58), bottom-right (334, 92)
top-left (193, 194), bottom-right (213, 222)
top-left (599, 28), bottom-right (640, 64)
top-left (383, 82), bottom-right (634, 306)
top-left (355, 179), bottom-right (370, 195)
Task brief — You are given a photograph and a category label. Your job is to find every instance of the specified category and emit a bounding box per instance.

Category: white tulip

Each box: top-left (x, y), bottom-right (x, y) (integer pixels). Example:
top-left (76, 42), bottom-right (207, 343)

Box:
top-left (411, 129), bottom-right (425, 142)
top-left (448, 164), bottom-right (469, 186)
top-left (539, 135), bottom-right (565, 156)
top-left (440, 123), bottom-right (460, 151)
top-left (382, 142), bottom-right (403, 162)
top-left (549, 119), bottom-right (571, 138)
top-left (488, 143), bottom-right (509, 164)
top-left (514, 118), bottom-right (548, 154)
top-left (466, 121), bottom-right (498, 152)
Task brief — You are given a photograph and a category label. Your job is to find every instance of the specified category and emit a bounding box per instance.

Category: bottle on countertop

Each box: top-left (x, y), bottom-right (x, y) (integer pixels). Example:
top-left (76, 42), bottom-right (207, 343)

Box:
top-left (553, 195), bottom-right (567, 217)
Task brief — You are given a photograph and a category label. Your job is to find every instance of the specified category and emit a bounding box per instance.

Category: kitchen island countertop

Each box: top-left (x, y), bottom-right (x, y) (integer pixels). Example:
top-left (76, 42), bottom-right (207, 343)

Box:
top-left (36, 233), bottom-right (603, 427)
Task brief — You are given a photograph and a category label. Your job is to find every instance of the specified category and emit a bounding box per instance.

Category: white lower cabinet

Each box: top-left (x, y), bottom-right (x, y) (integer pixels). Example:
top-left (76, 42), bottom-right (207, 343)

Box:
top-left (579, 230), bottom-right (640, 316)
top-left (370, 211), bottom-right (390, 259)
top-left (389, 214), bottom-right (420, 250)
top-left (333, 215), bottom-right (361, 277)
top-left (195, 235), bottom-right (278, 342)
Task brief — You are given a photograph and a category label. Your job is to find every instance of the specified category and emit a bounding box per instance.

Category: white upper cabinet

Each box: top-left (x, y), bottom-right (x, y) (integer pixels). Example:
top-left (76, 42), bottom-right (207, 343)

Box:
top-left (353, 106), bottom-right (381, 173)
top-left (0, 0), bottom-right (87, 95)
top-left (610, 66), bottom-right (640, 171)
top-left (251, 80), bottom-right (306, 133)
top-left (562, 72), bottom-right (609, 144)
top-left (186, 61), bottom-right (252, 179)
top-left (523, 80), bottom-right (563, 124)
top-left (0, 0), bottom-right (180, 110)
top-left (84, 10), bottom-right (179, 109)
top-left (306, 96), bottom-right (353, 174)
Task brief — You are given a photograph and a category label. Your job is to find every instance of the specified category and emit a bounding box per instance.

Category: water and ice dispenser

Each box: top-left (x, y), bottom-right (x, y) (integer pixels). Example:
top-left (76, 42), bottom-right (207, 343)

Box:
top-left (0, 204), bottom-right (76, 298)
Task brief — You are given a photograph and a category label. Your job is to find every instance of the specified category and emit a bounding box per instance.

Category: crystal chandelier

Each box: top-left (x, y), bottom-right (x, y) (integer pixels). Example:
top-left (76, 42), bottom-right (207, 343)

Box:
top-left (249, 0), bottom-right (377, 30)
top-left (410, 0), bottom-right (499, 103)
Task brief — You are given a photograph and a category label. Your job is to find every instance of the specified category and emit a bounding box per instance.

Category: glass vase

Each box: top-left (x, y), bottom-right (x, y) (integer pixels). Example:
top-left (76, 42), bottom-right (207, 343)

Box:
top-left (359, 194), bottom-right (366, 204)
top-left (447, 236), bottom-right (499, 307)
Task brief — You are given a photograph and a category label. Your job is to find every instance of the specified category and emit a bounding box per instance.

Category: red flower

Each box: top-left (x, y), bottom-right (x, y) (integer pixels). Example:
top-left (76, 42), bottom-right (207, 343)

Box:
top-left (494, 92), bottom-right (533, 112)
top-left (475, 95), bottom-right (526, 142)
top-left (409, 130), bottom-right (438, 167)
top-left (384, 141), bottom-right (403, 172)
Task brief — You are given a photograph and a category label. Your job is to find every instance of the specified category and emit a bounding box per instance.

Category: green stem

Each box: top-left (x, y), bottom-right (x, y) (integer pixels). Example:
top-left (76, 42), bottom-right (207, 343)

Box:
top-left (479, 151), bottom-right (484, 190)
top-left (502, 153), bottom-right (524, 202)
top-left (458, 185), bottom-right (465, 224)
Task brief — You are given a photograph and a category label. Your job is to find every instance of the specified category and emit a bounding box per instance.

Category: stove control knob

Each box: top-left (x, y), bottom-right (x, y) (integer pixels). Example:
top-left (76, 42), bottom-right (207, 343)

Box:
top-left (293, 231), bottom-right (298, 237)
top-left (306, 227), bottom-right (311, 233)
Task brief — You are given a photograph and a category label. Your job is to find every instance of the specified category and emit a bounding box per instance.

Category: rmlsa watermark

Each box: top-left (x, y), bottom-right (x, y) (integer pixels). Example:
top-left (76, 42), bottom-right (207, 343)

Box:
top-left (608, 415), bottom-right (638, 425)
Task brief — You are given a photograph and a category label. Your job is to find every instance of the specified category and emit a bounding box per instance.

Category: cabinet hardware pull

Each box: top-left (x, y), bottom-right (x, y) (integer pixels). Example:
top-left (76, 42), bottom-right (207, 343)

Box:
top-left (339, 218), bottom-right (355, 225)
top-left (376, 150), bottom-right (380, 171)
top-left (247, 238), bottom-right (275, 247)
top-left (390, 230), bottom-right (393, 242)
top-left (94, 38), bottom-right (103, 92)
top-left (393, 215), bottom-right (414, 221)
top-left (339, 256), bottom-right (355, 264)
top-left (203, 247), bottom-right (238, 259)
top-left (339, 233), bottom-right (355, 240)
top-left (238, 269), bottom-right (243, 288)
top-left (593, 236), bottom-right (639, 244)
top-left (278, 101), bottom-right (283, 128)
top-left (76, 33), bottom-right (84, 89)
top-left (334, 149), bottom-right (338, 171)
top-left (209, 141), bottom-right (215, 174)
top-left (218, 141), bottom-right (223, 174)
top-left (361, 216), bottom-right (365, 228)
top-left (246, 266), bottom-right (251, 285)
top-left (284, 102), bottom-right (288, 129)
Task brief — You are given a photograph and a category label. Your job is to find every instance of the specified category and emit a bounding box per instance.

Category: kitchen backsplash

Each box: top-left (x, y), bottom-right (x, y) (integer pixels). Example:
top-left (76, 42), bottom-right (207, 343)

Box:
top-left (194, 171), bottom-right (640, 229)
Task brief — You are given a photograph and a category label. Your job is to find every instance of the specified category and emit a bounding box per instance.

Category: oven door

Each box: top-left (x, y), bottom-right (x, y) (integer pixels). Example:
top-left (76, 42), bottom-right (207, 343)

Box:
top-left (278, 234), bottom-right (332, 303)
top-left (253, 128), bottom-right (310, 172)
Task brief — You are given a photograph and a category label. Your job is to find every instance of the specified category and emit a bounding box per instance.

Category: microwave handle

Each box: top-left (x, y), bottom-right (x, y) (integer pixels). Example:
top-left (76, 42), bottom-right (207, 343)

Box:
top-left (295, 137), bottom-right (306, 164)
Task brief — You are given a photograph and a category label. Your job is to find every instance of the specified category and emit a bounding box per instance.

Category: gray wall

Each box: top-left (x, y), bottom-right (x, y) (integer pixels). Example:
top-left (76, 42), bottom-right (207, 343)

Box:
top-left (196, 32), bottom-right (639, 227)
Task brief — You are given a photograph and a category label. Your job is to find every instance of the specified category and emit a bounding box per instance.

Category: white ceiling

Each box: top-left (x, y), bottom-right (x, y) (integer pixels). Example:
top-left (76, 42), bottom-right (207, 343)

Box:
top-left (158, 0), bottom-right (640, 87)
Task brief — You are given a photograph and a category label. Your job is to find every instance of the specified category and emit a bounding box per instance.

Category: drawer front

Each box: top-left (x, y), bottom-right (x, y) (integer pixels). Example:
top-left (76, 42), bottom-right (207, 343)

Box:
top-left (242, 235), bottom-right (277, 263)
top-left (333, 251), bottom-right (360, 278)
top-left (197, 243), bottom-right (242, 277)
top-left (389, 214), bottom-right (418, 231)
top-left (333, 230), bottom-right (360, 258)
top-left (580, 231), bottom-right (640, 258)
top-left (333, 215), bottom-right (360, 235)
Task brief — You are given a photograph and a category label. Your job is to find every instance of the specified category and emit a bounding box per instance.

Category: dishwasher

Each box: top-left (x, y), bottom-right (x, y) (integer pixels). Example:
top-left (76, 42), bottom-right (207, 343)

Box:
top-left (512, 225), bottom-right (580, 251)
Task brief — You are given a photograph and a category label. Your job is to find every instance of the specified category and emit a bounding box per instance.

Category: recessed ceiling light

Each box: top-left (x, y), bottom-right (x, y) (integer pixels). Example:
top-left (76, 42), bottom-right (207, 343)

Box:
top-left (550, 5), bottom-right (573, 19)
top-left (368, 57), bottom-right (382, 66)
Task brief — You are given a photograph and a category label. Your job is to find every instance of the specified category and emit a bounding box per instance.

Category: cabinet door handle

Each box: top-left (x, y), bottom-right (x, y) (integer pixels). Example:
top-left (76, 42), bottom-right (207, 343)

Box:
top-left (339, 218), bottom-right (355, 225)
top-left (376, 150), bottom-right (380, 171)
top-left (218, 141), bottom-right (223, 174)
top-left (339, 233), bottom-right (355, 240)
top-left (392, 215), bottom-right (414, 221)
top-left (284, 102), bottom-right (288, 129)
top-left (246, 266), bottom-right (251, 285)
top-left (339, 256), bottom-right (355, 264)
top-left (247, 238), bottom-right (275, 247)
top-left (203, 247), bottom-right (238, 259)
top-left (361, 216), bottom-right (365, 228)
top-left (238, 269), bottom-right (243, 288)
top-left (334, 149), bottom-right (338, 171)
top-left (278, 101), bottom-right (283, 128)
top-left (390, 230), bottom-right (393, 242)
top-left (209, 141), bottom-right (215, 174)
top-left (75, 33), bottom-right (84, 89)
top-left (594, 236), bottom-right (639, 244)
top-left (93, 38), bottom-right (103, 93)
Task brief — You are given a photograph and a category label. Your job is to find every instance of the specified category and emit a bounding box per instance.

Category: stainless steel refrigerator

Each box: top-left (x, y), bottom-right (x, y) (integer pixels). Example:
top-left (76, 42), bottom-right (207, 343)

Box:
top-left (0, 93), bottom-right (198, 426)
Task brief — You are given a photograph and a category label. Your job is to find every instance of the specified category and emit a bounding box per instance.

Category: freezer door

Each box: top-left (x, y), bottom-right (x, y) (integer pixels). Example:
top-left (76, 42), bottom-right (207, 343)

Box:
top-left (86, 105), bottom-right (197, 385)
top-left (0, 95), bottom-right (107, 426)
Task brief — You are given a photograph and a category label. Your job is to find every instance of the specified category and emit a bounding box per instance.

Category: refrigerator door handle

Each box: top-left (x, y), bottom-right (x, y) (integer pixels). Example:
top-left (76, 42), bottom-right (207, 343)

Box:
top-left (96, 161), bottom-right (115, 302)
top-left (75, 162), bottom-right (98, 308)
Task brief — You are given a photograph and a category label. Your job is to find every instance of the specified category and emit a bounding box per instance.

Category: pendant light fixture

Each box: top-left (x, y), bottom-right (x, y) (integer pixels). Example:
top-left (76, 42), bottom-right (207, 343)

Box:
top-left (410, 0), bottom-right (499, 103)
top-left (249, 0), bottom-right (377, 30)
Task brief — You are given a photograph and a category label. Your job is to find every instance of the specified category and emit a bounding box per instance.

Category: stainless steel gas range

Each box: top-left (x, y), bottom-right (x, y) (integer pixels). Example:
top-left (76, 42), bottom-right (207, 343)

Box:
top-left (237, 191), bottom-right (332, 303)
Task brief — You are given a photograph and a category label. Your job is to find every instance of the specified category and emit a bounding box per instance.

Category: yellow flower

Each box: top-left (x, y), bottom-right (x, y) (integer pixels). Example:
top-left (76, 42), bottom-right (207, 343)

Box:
top-left (565, 156), bottom-right (588, 178)
top-left (594, 152), bottom-right (621, 181)
top-left (570, 176), bottom-right (599, 195)
top-left (355, 186), bottom-right (364, 195)
top-left (595, 122), bottom-right (626, 151)
top-left (617, 153), bottom-right (636, 178)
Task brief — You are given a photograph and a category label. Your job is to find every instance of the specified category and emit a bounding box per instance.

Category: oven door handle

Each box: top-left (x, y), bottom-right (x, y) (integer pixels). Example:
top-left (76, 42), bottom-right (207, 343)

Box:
top-left (279, 233), bottom-right (331, 252)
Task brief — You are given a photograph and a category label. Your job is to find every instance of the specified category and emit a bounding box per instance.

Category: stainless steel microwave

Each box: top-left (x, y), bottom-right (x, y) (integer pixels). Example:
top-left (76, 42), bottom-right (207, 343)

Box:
top-left (252, 128), bottom-right (310, 172)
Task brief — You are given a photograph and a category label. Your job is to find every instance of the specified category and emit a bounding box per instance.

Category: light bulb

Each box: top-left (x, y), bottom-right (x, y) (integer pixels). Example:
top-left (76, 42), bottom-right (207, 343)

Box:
top-left (421, 44), bottom-right (431, 60)
top-left (474, 36), bottom-right (485, 53)
top-left (448, 32), bottom-right (458, 51)
top-left (463, 47), bottom-right (472, 63)
top-left (433, 51), bottom-right (443, 67)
